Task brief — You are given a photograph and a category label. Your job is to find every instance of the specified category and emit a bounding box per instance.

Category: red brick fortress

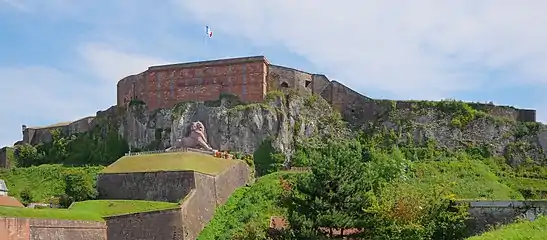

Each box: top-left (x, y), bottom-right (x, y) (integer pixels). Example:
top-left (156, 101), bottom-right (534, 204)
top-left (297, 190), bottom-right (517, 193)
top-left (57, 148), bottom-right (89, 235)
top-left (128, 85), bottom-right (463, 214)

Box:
top-left (117, 56), bottom-right (269, 110)
top-left (116, 55), bottom-right (536, 123)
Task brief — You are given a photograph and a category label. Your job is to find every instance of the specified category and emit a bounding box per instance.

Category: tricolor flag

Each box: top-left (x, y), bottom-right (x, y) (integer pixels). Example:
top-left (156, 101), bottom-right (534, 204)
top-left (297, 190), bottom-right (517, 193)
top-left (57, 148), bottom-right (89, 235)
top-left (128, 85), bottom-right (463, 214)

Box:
top-left (205, 25), bottom-right (213, 38)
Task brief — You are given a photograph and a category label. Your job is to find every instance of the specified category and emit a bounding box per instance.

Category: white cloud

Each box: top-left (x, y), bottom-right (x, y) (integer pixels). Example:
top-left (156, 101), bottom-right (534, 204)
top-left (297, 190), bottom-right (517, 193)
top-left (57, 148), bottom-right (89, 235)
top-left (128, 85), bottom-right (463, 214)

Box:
top-left (172, 0), bottom-right (547, 99)
top-left (0, 44), bottom-right (168, 146)
top-left (77, 43), bottom-right (169, 82)
top-left (0, 66), bottom-right (100, 146)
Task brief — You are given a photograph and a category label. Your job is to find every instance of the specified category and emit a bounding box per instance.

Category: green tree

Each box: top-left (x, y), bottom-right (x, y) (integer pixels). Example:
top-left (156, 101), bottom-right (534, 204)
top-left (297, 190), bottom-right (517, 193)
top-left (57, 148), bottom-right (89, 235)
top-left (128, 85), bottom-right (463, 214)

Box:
top-left (285, 139), bottom-right (374, 239)
top-left (14, 143), bottom-right (42, 167)
top-left (19, 188), bottom-right (34, 205)
top-left (63, 169), bottom-right (97, 206)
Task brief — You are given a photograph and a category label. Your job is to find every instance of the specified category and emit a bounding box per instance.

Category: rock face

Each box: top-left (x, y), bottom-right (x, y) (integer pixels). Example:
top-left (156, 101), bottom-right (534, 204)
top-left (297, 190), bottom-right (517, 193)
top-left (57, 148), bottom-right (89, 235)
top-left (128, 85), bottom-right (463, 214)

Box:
top-left (118, 93), bottom-right (345, 160)
top-left (96, 93), bottom-right (547, 167)
top-left (357, 100), bottom-right (547, 166)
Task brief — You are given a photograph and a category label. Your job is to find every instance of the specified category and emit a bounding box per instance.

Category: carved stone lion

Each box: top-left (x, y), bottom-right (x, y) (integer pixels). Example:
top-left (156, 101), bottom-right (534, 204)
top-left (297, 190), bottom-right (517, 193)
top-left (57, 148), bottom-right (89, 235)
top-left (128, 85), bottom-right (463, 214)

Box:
top-left (175, 121), bottom-right (214, 151)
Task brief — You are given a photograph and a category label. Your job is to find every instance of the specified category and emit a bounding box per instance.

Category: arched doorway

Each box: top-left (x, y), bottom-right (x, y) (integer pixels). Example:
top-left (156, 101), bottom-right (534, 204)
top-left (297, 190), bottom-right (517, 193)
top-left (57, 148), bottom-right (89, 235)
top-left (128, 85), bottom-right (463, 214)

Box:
top-left (280, 82), bottom-right (289, 88)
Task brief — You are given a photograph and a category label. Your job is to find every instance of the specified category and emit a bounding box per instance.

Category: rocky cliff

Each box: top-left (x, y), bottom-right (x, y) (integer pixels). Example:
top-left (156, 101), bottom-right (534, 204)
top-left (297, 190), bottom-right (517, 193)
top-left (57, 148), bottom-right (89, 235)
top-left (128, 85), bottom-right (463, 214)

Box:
top-left (7, 91), bottom-right (546, 169)
top-left (355, 100), bottom-right (547, 166)
top-left (117, 92), bottom-right (347, 160)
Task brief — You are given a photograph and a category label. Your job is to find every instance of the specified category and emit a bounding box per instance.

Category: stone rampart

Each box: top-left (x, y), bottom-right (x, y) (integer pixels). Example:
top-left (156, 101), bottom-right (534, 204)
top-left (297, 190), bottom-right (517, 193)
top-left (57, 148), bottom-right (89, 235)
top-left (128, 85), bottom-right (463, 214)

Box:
top-left (97, 171), bottom-right (195, 202)
top-left (0, 147), bottom-right (13, 168)
top-left (22, 116), bottom-right (96, 146)
top-left (105, 208), bottom-right (183, 240)
top-left (0, 217), bottom-right (106, 240)
top-left (97, 159), bottom-right (250, 239)
top-left (267, 65), bottom-right (313, 94)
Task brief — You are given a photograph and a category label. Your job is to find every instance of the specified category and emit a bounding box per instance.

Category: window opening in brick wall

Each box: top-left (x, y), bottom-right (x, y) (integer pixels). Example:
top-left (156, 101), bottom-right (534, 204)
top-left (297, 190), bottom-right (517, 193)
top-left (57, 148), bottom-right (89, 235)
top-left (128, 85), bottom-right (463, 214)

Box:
top-left (280, 82), bottom-right (289, 88)
top-left (305, 80), bottom-right (311, 88)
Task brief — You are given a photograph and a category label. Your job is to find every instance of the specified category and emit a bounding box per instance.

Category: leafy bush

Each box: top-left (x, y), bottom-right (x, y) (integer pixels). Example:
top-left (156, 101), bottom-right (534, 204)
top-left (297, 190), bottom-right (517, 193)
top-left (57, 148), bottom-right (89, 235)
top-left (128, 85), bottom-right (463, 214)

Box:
top-left (62, 169), bottom-right (98, 207)
top-left (253, 138), bottom-right (285, 176)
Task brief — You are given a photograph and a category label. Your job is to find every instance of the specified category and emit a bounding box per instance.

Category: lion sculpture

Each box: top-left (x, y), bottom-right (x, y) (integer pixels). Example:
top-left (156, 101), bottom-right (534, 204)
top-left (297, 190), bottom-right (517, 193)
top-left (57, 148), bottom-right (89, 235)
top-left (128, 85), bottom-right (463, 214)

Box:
top-left (174, 121), bottom-right (214, 151)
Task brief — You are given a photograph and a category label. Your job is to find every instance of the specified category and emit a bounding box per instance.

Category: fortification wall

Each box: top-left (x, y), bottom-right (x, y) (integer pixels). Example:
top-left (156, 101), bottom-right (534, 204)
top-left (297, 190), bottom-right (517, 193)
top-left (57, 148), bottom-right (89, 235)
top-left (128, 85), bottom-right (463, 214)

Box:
top-left (462, 200), bottom-right (547, 236)
top-left (0, 147), bottom-right (12, 168)
top-left (96, 171), bottom-right (195, 202)
top-left (468, 103), bottom-right (536, 122)
top-left (96, 160), bottom-right (249, 239)
top-left (267, 65), bottom-right (313, 94)
top-left (0, 217), bottom-right (106, 240)
top-left (311, 74), bottom-right (331, 95)
top-left (105, 208), bottom-right (183, 240)
top-left (117, 56), bottom-right (269, 111)
top-left (22, 116), bottom-right (96, 146)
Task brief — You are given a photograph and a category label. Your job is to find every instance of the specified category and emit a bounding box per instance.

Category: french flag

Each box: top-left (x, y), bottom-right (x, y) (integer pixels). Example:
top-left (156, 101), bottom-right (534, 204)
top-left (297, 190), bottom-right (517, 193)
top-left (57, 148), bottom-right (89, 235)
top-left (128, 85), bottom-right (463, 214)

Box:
top-left (205, 25), bottom-right (213, 38)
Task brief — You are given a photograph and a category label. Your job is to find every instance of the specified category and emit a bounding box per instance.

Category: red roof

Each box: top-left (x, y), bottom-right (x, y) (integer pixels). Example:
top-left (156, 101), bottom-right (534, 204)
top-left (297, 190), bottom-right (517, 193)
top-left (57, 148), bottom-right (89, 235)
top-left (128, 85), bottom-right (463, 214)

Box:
top-left (0, 196), bottom-right (24, 208)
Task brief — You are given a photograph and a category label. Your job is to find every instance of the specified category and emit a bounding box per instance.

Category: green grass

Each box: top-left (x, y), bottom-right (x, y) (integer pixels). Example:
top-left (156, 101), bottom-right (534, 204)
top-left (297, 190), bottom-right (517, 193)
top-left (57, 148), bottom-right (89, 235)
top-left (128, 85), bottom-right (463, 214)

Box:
top-left (0, 206), bottom-right (104, 221)
top-left (102, 151), bottom-right (238, 175)
top-left (504, 177), bottom-right (547, 192)
top-left (69, 200), bottom-right (180, 217)
top-left (198, 172), bottom-right (302, 239)
top-left (0, 164), bottom-right (103, 203)
top-left (467, 216), bottom-right (547, 240)
top-left (0, 200), bottom-right (180, 221)
top-left (409, 158), bottom-right (523, 199)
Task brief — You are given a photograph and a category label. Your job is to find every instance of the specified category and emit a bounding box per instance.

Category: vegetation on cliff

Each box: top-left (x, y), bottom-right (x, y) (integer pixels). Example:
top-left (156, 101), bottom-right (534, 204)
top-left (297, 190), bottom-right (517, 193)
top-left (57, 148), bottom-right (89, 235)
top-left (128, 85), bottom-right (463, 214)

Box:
top-left (12, 116), bottom-right (128, 167)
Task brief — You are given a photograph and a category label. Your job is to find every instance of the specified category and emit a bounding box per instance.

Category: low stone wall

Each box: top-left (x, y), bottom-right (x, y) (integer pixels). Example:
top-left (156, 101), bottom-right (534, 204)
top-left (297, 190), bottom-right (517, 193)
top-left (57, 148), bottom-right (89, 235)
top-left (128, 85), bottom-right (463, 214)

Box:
top-left (0, 217), bottom-right (106, 240)
top-left (462, 200), bottom-right (547, 236)
top-left (105, 208), bottom-right (183, 240)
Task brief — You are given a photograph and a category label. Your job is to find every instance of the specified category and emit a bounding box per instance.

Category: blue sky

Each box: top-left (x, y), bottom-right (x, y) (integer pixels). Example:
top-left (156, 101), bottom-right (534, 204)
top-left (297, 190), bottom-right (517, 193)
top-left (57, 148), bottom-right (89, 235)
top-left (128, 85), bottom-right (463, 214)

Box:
top-left (1, 0), bottom-right (547, 146)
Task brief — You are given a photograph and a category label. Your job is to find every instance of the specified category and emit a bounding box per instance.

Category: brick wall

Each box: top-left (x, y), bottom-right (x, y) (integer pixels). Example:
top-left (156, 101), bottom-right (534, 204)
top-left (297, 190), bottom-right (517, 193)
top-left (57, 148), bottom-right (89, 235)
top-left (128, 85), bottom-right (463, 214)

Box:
top-left (0, 217), bottom-right (29, 240)
top-left (0, 217), bottom-right (106, 240)
top-left (117, 56), bottom-right (269, 111)
top-left (96, 171), bottom-right (195, 202)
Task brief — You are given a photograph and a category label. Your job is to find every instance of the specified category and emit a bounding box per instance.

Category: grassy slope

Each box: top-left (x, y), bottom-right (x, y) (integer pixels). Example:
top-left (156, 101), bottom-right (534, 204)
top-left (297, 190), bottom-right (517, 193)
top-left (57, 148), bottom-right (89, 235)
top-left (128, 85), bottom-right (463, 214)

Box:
top-left (467, 216), bottom-right (547, 240)
top-left (102, 152), bottom-right (238, 175)
top-left (198, 172), bottom-right (299, 239)
top-left (69, 200), bottom-right (180, 217)
top-left (0, 164), bottom-right (103, 202)
top-left (0, 206), bottom-right (104, 221)
top-left (198, 158), bottom-right (547, 239)
top-left (410, 159), bottom-right (523, 199)
top-left (0, 200), bottom-right (179, 221)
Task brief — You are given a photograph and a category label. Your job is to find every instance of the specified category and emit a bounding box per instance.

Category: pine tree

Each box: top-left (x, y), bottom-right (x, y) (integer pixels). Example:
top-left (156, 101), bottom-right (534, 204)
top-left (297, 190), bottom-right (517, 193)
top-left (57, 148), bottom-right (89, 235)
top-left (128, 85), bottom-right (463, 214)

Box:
top-left (286, 139), bottom-right (374, 239)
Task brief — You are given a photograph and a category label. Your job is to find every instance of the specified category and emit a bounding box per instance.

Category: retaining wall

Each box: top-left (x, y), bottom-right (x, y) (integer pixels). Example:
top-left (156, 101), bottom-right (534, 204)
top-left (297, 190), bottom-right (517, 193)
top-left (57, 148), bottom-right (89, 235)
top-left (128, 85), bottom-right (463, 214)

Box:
top-left (0, 217), bottom-right (106, 240)
top-left (462, 200), bottom-right (547, 236)
top-left (97, 160), bottom-right (250, 239)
